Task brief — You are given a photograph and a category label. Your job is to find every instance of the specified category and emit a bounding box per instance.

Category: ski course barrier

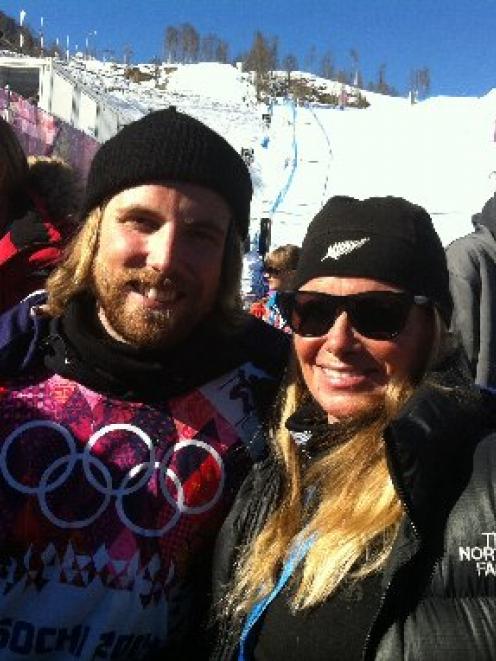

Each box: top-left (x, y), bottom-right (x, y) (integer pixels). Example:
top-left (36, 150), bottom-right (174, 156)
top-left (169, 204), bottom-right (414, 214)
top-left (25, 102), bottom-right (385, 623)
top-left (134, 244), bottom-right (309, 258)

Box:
top-left (309, 105), bottom-right (334, 207)
top-left (269, 100), bottom-right (298, 215)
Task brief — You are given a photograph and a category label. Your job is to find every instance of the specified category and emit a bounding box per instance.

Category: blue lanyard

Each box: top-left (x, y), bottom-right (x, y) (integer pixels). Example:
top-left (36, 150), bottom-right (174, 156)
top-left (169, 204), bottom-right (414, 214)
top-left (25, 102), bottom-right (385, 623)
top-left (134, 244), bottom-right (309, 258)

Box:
top-left (238, 536), bottom-right (314, 661)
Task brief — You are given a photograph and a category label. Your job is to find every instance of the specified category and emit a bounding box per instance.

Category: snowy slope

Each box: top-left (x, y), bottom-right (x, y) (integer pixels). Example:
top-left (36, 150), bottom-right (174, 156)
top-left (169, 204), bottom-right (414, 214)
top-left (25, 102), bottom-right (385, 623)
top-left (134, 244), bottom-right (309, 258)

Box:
top-left (63, 59), bottom-right (496, 247)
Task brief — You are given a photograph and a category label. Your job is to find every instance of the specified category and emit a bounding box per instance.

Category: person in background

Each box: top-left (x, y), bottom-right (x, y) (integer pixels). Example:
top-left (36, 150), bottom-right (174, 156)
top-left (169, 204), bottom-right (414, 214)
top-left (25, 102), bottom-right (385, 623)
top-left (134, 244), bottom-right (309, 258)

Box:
top-left (241, 233), bottom-right (266, 309)
top-left (0, 108), bottom-right (288, 660)
top-left (213, 196), bottom-right (496, 661)
top-left (0, 117), bottom-right (82, 313)
top-left (250, 244), bottom-right (301, 331)
top-left (446, 192), bottom-right (496, 390)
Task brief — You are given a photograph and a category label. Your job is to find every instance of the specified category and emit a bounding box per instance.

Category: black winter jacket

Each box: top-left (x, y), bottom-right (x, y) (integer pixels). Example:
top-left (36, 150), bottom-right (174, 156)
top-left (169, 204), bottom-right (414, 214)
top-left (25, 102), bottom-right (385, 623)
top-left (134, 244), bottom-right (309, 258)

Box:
top-left (212, 359), bottom-right (496, 660)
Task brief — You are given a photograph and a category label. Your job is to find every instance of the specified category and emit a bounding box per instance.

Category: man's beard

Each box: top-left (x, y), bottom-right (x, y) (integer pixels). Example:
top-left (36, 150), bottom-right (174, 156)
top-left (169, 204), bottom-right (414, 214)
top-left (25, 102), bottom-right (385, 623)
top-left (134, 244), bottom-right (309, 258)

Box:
top-left (91, 259), bottom-right (197, 349)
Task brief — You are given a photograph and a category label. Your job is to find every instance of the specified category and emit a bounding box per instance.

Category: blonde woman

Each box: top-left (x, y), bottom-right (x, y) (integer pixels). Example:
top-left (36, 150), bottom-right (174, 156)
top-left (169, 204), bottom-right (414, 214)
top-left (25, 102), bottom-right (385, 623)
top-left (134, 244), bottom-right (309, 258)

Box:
top-left (250, 244), bottom-right (301, 331)
top-left (213, 196), bottom-right (496, 660)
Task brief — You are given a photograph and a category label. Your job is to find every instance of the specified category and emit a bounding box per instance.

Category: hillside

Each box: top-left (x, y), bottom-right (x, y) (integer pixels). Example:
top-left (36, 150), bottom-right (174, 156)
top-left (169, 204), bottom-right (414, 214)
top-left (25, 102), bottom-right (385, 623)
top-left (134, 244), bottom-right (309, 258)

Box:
top-left (2, 49), bottom-right (496, 248)
top-left (65, 58), bottom-right (494, 247)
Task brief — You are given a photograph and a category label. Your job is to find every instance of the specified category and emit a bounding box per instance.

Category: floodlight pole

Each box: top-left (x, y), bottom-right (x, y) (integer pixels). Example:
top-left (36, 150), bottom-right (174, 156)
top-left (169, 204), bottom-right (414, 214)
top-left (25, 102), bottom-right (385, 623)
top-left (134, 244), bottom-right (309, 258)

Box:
top-left (19, 9), bottom-right (26, 52)
top-left (40, 16), bottom-right (44, 55)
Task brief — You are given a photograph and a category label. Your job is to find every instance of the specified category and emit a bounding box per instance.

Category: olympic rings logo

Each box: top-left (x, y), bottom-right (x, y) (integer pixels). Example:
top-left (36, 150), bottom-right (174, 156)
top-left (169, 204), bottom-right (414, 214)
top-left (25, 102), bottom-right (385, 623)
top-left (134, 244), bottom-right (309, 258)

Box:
top-left (0, 421), bottom-right (225, 537)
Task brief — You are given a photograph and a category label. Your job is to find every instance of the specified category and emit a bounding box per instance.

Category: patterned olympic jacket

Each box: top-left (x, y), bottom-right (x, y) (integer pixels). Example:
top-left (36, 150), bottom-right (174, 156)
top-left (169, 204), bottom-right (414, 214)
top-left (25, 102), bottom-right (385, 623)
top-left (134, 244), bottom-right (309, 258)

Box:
top-left (0, 292), bottom-right (289, 661)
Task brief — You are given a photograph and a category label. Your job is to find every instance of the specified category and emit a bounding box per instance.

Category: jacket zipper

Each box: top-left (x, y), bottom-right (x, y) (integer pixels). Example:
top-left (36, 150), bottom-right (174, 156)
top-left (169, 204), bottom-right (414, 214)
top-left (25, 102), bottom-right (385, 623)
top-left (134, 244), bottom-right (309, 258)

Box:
top-left (362, 436), bottom-right (422, 660)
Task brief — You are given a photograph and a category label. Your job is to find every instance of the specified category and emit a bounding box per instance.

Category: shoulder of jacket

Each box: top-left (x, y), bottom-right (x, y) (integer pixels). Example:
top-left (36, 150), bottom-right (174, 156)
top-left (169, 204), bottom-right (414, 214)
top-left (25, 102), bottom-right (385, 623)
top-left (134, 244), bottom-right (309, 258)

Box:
top-left (238, 315), bottom-right (290, 376)
top-left (446, 227), bottom-right (496, 261)
top-left (0, 291), bottom-right (50, 373)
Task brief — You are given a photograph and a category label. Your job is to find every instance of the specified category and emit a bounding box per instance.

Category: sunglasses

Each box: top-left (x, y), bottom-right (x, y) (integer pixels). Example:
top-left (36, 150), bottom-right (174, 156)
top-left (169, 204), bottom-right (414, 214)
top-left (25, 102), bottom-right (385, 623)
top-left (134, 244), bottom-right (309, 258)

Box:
top-left (264, 267), bottom-right (282, 276)
top-left (277, 290), bottom-right (430, 340)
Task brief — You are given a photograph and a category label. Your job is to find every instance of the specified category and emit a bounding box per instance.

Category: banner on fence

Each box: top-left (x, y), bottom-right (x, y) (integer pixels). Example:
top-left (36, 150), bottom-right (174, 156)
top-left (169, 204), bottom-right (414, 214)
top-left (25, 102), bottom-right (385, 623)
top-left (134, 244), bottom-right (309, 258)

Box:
top-left (0, 87), bottom-right (99, 179)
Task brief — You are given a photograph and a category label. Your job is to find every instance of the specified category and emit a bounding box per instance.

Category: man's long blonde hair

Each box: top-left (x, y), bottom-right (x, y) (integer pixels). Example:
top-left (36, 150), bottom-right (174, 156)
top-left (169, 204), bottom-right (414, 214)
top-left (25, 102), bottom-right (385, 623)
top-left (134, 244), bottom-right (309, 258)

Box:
top-left (44, 205), bottom-right (245, 330)
top-left (226, 309), bottom-right (450, 617)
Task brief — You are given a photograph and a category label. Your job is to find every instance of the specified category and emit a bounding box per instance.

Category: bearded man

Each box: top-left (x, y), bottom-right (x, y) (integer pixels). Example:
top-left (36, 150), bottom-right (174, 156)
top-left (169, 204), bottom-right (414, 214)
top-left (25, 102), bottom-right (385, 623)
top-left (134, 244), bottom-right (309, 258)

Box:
top-left (0, 108), bottom-right (288, 660)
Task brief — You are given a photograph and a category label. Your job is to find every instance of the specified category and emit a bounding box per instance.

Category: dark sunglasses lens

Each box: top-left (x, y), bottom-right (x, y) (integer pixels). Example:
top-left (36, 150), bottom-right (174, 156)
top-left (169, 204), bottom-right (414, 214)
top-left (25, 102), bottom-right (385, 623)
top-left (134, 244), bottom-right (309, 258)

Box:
top-left (279, 291), bottom-right (413, 339)
top-left (284, 292), bottom-right (338, 336)
top-left (349, 293), bottom-right (411, 339)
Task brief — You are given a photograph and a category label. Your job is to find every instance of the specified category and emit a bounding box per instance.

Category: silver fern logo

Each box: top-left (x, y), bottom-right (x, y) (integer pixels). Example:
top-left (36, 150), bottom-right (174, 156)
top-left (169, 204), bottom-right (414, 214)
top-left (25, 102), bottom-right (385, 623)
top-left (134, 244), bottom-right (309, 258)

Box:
top-left (322, 237), bottom-right (370, 261)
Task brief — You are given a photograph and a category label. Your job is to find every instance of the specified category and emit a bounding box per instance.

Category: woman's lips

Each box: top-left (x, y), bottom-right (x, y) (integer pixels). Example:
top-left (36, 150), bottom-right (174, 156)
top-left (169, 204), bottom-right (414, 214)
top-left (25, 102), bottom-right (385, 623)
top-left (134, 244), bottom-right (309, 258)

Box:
top-left (319, 366), bottom-right (374, 389)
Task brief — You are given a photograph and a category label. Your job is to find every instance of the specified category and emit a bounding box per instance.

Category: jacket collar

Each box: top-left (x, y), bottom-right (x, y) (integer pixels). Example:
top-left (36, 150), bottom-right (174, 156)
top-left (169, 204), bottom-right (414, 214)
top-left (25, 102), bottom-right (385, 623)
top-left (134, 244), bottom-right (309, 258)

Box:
top-left (42, 293), bottom-right (288, 402)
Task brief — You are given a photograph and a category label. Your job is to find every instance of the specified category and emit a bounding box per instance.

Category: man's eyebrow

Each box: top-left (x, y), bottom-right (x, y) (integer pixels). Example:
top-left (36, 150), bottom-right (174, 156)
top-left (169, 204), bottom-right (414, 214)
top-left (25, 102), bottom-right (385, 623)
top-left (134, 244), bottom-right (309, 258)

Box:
top-left (182, 215), bottom-right (229, 227)
top-left (114, 205), bottom-right (230, 227)
top-left (115, 204), bottom-right (160, 217)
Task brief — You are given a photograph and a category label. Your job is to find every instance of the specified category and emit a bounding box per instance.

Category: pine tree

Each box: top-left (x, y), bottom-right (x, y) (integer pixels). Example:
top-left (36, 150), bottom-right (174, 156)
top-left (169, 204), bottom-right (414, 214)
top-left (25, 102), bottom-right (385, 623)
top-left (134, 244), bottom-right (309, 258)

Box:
top-left (164, 26), bottom-right (179, 63)
top-left (320, 51), bottom-right (334, 80)
top-left (282, 53), bottom-right (298, 88)
top-left (243, 31), bottom-right (278, 99)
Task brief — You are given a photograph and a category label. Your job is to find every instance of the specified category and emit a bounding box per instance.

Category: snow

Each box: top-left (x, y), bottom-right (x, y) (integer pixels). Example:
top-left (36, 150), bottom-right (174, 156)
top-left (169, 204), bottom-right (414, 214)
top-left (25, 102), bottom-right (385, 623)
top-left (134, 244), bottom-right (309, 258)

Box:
top-left (56, 59), bottom-right (496, 248)
top-left (166, 63), bottom-right (252, 102)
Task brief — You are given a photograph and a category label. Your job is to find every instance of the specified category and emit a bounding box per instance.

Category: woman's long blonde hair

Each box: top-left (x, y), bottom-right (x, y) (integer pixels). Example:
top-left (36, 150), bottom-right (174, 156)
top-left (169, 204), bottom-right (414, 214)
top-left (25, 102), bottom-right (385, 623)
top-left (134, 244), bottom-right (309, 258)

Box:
top-left (44, 205), bottom-right (245, 330)
top-left (226, 308), bottom-right (450, 617)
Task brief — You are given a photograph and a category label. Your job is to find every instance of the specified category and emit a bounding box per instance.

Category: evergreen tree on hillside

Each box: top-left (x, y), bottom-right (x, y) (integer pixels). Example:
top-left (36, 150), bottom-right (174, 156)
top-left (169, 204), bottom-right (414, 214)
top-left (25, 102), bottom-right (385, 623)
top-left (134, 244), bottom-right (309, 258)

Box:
top-left (200, 34), bottom-right (229, 63)
top-left (215, 39), bottom-right (229, 64)
top-left (282, 53), bottom-right (298, 88)
top-left (123, 44), bottom-right (134, 66)
top-left (320, 51), bottom-right (335, 80)
top-left (367, 63), bottom-right (399, 96)
top-left (243, 31), bottom-right (278, 99)
top-left (349, 48), bottom-right (361, 86)
top-left (179, 23), bottom-right (200, 63)
top-left (305, 44), bottom-right (317, 71)
top-left (164, 23), bottom-right (228, 64)
top-left (410, 67), bottom-right (431, 101)
top-left (164, 26), bottom-right (179, 63)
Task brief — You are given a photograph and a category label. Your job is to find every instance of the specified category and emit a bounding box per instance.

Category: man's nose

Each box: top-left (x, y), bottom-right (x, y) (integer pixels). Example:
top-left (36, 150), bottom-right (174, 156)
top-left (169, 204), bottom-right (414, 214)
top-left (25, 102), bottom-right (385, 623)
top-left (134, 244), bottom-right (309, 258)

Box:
top-left (146, 224), bottom-right (177, 273)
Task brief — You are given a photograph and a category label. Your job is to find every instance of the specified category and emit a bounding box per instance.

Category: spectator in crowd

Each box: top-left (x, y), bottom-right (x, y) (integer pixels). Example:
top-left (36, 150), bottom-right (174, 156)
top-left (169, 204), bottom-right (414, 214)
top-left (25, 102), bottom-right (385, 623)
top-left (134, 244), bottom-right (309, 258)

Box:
top-left (446, 192), bottom-right (496, 389)
top-left (250, 244), bottom-right (301, 331)
top-left (213, 196), bottom-right (496, 661)
top-left (241, 233), bottom-right (266, 309)
top-left (0, 117), bottom-right (82, 313)
top-left (0, 108), bottom-right (288, 659)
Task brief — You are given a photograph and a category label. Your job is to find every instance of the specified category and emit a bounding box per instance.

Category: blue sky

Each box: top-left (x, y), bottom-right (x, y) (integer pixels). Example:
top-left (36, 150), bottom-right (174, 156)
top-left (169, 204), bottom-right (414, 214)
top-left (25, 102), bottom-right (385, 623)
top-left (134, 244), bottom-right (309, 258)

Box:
top-left (1, 0), bottom-right (495, 96)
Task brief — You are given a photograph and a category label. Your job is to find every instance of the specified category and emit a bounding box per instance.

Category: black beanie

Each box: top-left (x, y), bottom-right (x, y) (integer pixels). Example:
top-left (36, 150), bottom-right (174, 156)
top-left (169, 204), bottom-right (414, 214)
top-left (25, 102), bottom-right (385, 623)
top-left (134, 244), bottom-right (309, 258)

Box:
top-left (294, 195), bottom-right (452, 324)
top-left (81, 107), bottom-right (253, 239)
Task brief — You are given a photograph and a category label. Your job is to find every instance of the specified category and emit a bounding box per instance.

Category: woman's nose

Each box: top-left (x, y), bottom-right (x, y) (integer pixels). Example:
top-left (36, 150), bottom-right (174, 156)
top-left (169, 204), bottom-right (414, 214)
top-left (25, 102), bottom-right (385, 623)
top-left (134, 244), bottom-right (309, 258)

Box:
top-left (321, 311), bottom-right (360, 354)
